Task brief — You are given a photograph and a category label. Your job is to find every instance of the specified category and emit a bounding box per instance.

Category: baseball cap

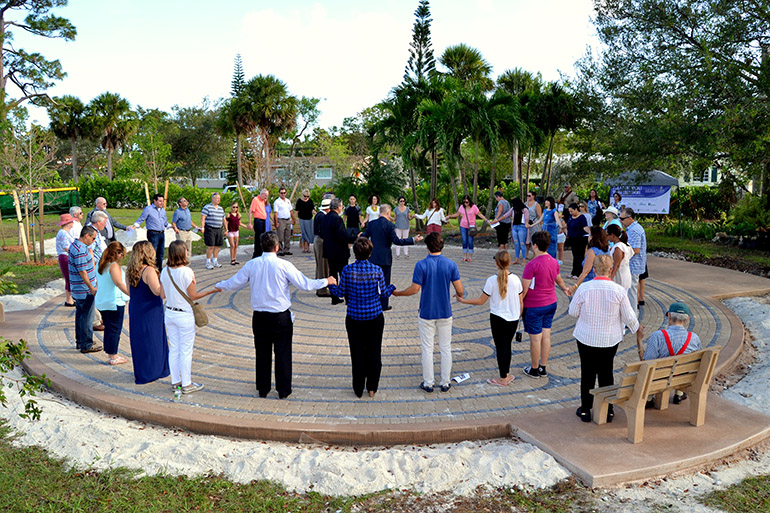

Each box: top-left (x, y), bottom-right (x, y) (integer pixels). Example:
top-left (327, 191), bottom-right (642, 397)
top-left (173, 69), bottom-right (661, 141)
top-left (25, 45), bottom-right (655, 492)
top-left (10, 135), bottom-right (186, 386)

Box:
top-left (668, 302), bottom-right (691, 316)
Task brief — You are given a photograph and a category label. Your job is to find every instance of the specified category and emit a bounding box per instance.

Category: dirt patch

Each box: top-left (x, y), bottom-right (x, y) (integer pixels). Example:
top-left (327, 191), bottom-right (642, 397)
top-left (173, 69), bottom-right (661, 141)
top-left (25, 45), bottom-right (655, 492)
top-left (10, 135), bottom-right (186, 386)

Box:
top-left (661, 249), bottom-right (770, 278)
top-left (711, 329), bottom-right (758, 392)
top-left (17, 258), bottom-right (58, 267)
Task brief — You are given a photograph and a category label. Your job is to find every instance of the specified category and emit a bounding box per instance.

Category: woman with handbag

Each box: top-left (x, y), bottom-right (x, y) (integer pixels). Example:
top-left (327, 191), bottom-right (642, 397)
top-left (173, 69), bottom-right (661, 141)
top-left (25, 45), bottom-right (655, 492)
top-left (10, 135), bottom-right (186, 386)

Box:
top-left (447, 195), bottom-right (487, 262)
top-left (159, 241), bottom-right (218, 395)
top-left (413, 198), bottom-right (446, 235)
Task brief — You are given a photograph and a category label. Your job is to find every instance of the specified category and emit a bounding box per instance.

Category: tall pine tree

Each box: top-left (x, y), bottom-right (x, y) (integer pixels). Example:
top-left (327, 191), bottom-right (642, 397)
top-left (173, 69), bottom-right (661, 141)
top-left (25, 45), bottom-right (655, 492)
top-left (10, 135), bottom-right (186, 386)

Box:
top-left (231, 54), bottom-right (245, 97)
top-left (403, 0), bottom-right (435, 85)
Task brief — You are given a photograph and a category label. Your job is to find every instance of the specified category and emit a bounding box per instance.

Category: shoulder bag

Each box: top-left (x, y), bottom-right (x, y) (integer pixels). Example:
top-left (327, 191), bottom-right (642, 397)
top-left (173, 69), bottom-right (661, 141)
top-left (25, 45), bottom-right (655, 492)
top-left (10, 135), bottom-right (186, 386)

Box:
top-left (167, 268), bottom-right (209, 327)
top-left (463, 206), bottom-right (478, 237)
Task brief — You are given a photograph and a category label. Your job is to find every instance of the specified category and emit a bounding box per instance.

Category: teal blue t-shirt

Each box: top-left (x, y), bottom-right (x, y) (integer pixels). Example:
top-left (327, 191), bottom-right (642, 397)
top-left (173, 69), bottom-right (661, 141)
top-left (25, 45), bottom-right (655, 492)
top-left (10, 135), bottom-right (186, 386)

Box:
top-left (412, 254), bottom-right (461, 320)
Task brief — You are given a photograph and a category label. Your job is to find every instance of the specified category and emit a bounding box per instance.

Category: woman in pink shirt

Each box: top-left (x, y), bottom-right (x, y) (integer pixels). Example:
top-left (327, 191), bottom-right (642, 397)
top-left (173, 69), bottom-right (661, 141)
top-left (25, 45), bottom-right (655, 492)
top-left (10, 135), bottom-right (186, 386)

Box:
top-left (447, 195), bottom-right (487, 262)
top-left (520, 231), bottom-right (572, 379)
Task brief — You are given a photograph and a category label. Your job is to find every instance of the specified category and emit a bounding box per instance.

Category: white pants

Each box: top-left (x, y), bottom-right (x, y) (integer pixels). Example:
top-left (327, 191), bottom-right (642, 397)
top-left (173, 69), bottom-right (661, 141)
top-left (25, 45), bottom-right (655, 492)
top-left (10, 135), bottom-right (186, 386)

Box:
top-left (418, 317), bottom-right (453, 387)
top-left (165, 309), bottom-right (196, 387)
top-left (395, 228), bottom-right (410, 255)
top-left (628, 274), bottom-right (640, 317)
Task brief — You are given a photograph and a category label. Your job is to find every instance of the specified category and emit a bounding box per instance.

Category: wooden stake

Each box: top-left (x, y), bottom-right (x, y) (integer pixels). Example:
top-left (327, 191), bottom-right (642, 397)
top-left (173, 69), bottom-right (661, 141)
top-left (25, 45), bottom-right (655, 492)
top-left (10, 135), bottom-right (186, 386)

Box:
top-left (236, 182), bottom-right (246, 209)
top-left (144, 182), bottom-right (151, 206)
top-left (0, 214), bottom-right (6, 248)
top-left (163, 179), bottom-right (169, 205)
top-left (12, 190), bottom-right (30, 262)
top-left (39, 189), bottom-right (45, 260)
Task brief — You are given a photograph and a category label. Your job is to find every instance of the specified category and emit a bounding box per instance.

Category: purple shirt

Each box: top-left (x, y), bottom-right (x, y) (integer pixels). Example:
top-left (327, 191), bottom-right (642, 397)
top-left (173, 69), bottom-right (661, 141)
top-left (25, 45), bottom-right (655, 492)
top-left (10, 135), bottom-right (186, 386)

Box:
top-left (522, 254), bottom-right (560, 308)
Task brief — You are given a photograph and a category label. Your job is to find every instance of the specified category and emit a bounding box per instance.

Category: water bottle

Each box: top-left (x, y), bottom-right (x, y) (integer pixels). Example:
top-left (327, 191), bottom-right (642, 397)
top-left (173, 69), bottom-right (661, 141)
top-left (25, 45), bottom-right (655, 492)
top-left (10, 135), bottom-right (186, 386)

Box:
top-left (173, 386), bottom-right (182, 402)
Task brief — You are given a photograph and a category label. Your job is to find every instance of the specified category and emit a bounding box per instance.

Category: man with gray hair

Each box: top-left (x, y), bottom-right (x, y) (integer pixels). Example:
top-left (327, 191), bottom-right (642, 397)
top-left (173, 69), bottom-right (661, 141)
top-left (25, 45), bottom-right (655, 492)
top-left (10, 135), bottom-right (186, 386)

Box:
top-left (201, 192), bottom-right (226, 269)
top-left (637, 301), bottom-right (702, 405)
top-left (69, 206), bottom-right (85, 239)
top-left (87, 196), bottom-right (132, 243)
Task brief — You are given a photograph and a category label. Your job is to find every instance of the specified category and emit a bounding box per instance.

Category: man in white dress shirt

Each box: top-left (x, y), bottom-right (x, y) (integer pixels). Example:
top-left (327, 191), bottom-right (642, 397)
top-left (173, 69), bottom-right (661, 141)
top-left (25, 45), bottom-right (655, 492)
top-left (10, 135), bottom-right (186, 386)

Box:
top-left (272, 187), bottom-right (296, 256)
top-left (214, 231), bottom-right (337, 399)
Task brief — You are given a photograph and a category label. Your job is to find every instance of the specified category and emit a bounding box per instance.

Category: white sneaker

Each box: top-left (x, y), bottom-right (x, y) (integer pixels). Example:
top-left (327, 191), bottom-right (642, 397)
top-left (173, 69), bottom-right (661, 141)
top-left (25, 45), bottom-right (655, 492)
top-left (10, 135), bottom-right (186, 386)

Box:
top-left (214, 262), bottom-right (223, 268)
top-left (206, 263), bottom-right (214, 270)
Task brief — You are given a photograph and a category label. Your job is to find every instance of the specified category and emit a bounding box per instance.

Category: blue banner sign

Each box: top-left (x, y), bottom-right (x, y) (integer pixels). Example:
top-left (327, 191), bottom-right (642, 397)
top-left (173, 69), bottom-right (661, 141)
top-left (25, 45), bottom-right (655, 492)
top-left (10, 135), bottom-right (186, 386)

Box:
top-left (610, 185), bottom-right (671, 214)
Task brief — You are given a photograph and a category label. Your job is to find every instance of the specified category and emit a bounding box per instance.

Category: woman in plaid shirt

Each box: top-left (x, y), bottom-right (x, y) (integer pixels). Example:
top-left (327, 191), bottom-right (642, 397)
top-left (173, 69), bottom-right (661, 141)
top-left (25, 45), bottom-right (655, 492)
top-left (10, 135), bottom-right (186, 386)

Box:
top-left (328, 237), bottom-right (395, 398)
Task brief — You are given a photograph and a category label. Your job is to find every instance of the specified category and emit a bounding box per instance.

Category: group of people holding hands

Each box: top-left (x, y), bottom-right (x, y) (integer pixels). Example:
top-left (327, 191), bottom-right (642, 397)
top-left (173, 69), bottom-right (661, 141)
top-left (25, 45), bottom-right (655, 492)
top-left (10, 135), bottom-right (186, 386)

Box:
top-left (54, 187), bottom-right (697, 426)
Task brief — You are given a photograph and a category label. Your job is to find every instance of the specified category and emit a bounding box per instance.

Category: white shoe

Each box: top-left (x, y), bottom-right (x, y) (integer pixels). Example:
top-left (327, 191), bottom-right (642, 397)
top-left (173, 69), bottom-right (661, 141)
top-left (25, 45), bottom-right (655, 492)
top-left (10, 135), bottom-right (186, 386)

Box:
top-left (205, 263), bottom-right (214, 270)
top-left (214, 262), bottom-right (223, 268)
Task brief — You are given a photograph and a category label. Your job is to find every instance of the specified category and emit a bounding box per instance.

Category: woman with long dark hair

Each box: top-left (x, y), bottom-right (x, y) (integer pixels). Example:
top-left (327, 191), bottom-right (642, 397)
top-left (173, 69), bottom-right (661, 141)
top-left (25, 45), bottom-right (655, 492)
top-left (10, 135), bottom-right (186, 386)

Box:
top-left (447, 195), bottom-right (487, 262)
top-left (571, 226), bottom-right (611, 292)
top-left (565, 203), bottom-right (589, 279)
top-left (414, 198), bottom-right (447, 235)
top-left (528, 196), bottom-right (561, 258)
top-left (95, 241), bottom-right (130, 365)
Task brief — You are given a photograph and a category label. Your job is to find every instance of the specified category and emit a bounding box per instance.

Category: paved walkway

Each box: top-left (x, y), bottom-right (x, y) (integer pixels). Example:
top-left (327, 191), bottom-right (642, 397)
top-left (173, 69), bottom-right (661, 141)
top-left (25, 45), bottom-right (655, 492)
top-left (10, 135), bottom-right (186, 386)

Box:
top-left (12, 245), bottom-right (764, 446)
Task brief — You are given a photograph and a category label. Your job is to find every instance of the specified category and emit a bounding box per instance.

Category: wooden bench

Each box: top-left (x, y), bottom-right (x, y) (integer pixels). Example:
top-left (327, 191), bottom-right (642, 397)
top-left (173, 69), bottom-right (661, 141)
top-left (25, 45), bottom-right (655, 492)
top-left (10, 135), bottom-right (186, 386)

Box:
top-left (590, 346), bottom-right (722, 443)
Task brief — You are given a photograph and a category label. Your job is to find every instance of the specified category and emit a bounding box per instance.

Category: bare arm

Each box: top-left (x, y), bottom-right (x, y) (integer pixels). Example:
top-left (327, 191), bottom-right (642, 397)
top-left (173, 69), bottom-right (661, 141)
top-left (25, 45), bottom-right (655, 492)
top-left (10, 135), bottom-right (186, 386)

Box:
top-left (109, 262), bottom-right (130, 296)
top-left (185, 274), bottom-right (218, 301)
top-left (610, 246), bottom-right (623, 280)
top-left (452, 279), bottom-right (464, 299)
top-left (573, 250), bottom-right (596, 289)
top-left (555, 274), bottom-right (572, 296)
top-left (456, 291), bottom-right (488, 305)
top-left (142, 266), bottom-right (163, 297)
top-left (392, 283), bottom-right (421, 297)
top-left (79, 270), bottom-right (97, 295)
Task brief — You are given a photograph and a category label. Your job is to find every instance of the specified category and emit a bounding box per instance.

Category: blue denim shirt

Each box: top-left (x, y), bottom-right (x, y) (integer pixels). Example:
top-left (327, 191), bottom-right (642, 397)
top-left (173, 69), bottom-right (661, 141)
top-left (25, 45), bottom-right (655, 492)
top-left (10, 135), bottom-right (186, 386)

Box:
top-left (134, 205), bottom-right (169, 231)
top-left (172, 207), bottom-right (192, 230)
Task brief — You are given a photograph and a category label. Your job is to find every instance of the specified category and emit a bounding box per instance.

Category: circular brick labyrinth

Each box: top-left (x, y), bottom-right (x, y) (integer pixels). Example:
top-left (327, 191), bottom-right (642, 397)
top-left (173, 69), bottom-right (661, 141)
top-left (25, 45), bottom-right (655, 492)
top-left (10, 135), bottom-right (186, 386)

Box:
top-left (30, 246), bottom-right (729, 435)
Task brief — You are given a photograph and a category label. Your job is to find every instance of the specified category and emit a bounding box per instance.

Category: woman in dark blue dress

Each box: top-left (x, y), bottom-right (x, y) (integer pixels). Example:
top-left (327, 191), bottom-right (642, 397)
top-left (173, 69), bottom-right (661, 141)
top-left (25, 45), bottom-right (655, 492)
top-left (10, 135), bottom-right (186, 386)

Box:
top-left (127, 241), bottom-right (170, 384)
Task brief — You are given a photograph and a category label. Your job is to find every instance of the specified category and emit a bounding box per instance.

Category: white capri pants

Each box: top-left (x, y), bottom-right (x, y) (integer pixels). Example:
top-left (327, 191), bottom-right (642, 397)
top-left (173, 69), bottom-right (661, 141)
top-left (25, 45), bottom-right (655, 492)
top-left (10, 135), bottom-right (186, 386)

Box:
top-left (418, 317), bottom-right (453, 387)
top-left (164, 309), bottom-right (196, 387)
top-left (395, 228), bottom-right (410, 256)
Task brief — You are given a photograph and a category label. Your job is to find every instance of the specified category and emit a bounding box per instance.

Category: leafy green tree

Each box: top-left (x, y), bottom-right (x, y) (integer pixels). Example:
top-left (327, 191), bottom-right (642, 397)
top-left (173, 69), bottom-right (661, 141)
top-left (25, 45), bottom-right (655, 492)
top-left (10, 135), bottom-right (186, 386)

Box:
top-left (120, 108), bottom-right (177, 192)
top-left (231, 53), bottom-right (245, 96)
top-left (46, 94), bottom-right (89, 182)
top-left (86, 92), bottom-right (138, 180)
top-left (439, 43), bottom-right (494, 91)
top-left (237, 74), bottom-right (297, 187)
top-left (574, 0), bottom-right (770, 207)
top-left (531, 82), bottom-right (578, 197)
top-left (0, 0), bottom-right (76, 124)
top-left (170, 99), bottom-right (229, 187)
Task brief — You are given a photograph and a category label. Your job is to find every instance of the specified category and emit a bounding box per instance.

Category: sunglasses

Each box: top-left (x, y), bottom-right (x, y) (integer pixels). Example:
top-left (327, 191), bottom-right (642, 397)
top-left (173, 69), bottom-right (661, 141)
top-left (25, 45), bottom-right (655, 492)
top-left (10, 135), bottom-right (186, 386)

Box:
top-left (619, 216), bottom-right (629, 220)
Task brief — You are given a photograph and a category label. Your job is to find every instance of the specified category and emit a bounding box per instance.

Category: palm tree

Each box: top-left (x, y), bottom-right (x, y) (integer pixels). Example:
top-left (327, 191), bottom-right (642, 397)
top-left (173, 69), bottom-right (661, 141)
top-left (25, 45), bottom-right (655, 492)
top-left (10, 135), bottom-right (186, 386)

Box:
top-left (86, 92), bottom-right (138, 180)
top-left (217, 98), bottom-right (251, 188)
top-left (238, 75), bottom-right (297, 186)
top-left (47, 95), bottom-right (89, 182)
top-left (439, 44), bottom-right (494, 91)
top-left (533, 83), bottom-right (579, 197)
top-left (497, 69), bottom-right (543, 195)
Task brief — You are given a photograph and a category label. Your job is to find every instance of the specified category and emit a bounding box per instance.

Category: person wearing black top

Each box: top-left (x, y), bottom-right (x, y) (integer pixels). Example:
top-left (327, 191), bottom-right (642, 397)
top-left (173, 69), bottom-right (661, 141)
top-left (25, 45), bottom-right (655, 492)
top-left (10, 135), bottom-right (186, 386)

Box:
top-left (343, 195), bottom-right (363, 237)
top-left (566, 203), bottom-right (589, 279)
top-left (313, 198), bottom-right (332, 297)
top-left (295, 189), bottom-right (315, 254)
top-left (322, 198), bottom-right (357, 305)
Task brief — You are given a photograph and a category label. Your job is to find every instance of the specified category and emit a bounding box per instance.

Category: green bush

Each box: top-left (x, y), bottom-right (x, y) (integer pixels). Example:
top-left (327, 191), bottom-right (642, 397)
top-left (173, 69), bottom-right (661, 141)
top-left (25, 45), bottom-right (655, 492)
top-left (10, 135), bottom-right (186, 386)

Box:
top-left (76, 178), bottom-right (237, 211)
top-left (731, 194), bottom-right (770, 233)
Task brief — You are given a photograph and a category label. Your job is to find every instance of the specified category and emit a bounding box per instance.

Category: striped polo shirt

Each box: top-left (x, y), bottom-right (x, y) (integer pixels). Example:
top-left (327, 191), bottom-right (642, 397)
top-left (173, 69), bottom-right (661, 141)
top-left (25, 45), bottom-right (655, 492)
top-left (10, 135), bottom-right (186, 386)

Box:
top-left (201, 203), bottom-right (225, 228)
top-left (68, 239), bottom-right (96, 300)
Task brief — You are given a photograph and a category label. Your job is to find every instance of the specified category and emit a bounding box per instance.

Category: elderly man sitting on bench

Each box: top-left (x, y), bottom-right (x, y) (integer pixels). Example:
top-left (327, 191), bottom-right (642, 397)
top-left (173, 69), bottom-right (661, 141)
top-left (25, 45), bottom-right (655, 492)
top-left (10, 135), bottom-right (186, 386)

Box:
top-left (636, 301), bottom-right (703, 405)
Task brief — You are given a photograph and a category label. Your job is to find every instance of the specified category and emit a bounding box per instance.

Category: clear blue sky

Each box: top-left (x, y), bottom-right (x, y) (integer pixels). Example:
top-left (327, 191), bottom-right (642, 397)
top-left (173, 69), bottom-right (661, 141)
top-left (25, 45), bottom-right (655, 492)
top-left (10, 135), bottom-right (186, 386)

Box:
top-left (14, 0), bottom-right (599, 129)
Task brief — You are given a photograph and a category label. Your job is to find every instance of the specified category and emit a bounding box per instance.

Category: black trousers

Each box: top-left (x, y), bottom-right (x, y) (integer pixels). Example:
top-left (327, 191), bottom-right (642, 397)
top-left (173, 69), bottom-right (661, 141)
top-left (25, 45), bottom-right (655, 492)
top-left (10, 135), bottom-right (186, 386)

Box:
top-left (376, 263), bottom-right (391, 309)
top-left (576, 340), bottom-right (618, 411)
top-left (490, 313), bottom-right (518, 377)
top-left (252, 218), bottom-right (266, 258)
top-left (568, 236), bottom-right (586, 276)
top-left (252, 310), bottom-right (293, 398)
top-left (328, 257), bottom-right (348, 304)
top-left (345, 314), bottom-right (384, 397)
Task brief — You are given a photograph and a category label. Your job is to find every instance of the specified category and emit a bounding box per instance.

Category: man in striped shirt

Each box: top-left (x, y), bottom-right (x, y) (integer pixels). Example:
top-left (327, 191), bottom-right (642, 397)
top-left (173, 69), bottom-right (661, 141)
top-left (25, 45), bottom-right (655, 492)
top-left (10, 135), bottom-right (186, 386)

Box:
top-left (68, 226), bottom-right (102, 353)
top-left (201, 192), bottom-right (226, 269)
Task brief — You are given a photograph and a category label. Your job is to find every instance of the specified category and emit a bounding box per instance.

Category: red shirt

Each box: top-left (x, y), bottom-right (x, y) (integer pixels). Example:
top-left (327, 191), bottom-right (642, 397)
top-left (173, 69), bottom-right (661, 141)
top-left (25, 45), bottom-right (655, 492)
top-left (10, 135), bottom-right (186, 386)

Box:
top-left (522, 254), bottom-right (560, 308)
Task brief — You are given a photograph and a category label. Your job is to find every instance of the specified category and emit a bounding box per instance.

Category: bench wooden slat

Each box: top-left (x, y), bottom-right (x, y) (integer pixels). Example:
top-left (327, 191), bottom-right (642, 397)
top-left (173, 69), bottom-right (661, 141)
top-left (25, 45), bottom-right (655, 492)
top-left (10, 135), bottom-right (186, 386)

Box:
top-left (589, 346), bottom-right (722, 443)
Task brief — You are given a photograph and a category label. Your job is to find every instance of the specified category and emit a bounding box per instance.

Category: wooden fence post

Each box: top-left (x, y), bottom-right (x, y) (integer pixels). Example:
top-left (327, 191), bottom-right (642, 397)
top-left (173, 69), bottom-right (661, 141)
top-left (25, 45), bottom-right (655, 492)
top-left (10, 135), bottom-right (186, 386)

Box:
top-left (39, 189), bottom-right (45, 260)
top-left (12, 190), bottom-right (30, 262)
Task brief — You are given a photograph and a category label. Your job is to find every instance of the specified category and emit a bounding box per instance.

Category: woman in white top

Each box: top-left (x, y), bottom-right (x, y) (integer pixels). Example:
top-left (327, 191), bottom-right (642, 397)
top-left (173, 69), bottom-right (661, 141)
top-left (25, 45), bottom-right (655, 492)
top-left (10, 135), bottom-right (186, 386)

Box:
top-left (95, 241), bottom-right (130, 365)
top-left (160, 241), bottom-right (218, 394)
top-left (56, 213), bottom-right (77, 307)
top-left (413, 198), bottom-right (447, 235)
top-left (456, 251), bottom-right (523, 386)
top-left (607, 224), bottom-right (633, 290)
top-left (364, 194), bottom-right (380, 225)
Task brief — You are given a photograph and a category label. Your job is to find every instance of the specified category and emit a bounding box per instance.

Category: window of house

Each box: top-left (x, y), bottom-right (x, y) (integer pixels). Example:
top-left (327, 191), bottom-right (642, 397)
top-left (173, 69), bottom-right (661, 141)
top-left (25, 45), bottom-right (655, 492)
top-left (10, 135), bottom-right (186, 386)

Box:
top-left (219, 170), bottom-right (227, 179)
top-left (316, 167), bottom-right (332, 180)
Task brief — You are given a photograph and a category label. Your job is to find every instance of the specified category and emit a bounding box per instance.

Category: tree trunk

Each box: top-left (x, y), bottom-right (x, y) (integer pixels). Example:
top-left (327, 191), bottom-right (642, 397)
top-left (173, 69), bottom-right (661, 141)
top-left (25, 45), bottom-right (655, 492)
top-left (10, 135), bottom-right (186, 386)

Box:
top-left (543, 133), bottom-right (555, 198)
top-left (107, 148), bottom-right (114, 180)
top-left (512, 138), bottom-right (519, 198)
top-left (472, 140), bottom-right (480, 203)
top-left (71, 137), bottom-right (78, 183)
top-left (236, 135), bottom-right (243, 187)
top-left (450, 164), bottom-right (459, 210)
top-left (486, 154), bottom-right (498, 217)
top-left (409, 166), bottom-right (423, 231)
top-left (525, 145), bottom-right (533, 197)
top-left (458, 157), bottom-right (469, 198)
top-left (430, 144), bottom-right (438, 200)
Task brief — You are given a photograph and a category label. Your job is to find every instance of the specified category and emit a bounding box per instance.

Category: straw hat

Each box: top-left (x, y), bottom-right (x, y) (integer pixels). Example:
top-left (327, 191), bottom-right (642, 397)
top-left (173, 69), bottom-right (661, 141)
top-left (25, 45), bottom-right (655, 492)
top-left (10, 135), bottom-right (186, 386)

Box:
top-left (58, 213), bottom-right (75, 226)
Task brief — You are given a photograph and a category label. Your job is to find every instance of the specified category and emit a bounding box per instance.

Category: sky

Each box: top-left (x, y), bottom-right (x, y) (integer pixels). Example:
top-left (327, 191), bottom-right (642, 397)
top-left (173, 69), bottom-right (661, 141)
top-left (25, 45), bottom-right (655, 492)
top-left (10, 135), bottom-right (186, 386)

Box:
top-left (12, 0), bottom-right (600, 130)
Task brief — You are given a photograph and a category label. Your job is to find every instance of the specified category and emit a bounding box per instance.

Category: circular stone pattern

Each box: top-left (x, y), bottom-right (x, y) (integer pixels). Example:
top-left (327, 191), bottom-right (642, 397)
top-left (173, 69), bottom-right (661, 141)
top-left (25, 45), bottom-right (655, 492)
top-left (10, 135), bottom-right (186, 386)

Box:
top-left (32, 246), bottom-right (728, 428)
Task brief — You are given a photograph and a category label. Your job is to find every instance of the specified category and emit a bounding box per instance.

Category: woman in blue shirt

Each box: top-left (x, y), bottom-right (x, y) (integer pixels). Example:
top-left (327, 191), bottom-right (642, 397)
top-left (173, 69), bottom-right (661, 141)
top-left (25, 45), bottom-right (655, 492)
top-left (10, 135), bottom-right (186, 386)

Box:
top-left (328, 237), bottom-right (395, 399)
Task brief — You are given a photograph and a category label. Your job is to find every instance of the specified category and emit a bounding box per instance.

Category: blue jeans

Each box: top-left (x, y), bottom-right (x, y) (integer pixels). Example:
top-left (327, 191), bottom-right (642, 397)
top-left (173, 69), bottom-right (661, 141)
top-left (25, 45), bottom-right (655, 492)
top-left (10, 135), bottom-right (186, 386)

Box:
top-left (101, 305), bottom-right (125, 355)
top-left (512, 225), bottom-right (527, 259)
top-left (460, 226), bottom-right (474, 253)
top-left (146, 230), bottom-right (165, 269)
top-left (523, 301), bottom-right (558, 335)
top-left (74, 293), bottom-right (95, 350)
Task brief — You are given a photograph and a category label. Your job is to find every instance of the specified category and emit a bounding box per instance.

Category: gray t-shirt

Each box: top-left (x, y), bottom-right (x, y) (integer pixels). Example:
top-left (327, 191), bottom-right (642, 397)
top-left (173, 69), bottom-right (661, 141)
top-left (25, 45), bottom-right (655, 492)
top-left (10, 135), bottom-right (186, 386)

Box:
top-left (497, 199), bottom-right (511, 224)
top-left (394, 206), bottom-right (411, 230)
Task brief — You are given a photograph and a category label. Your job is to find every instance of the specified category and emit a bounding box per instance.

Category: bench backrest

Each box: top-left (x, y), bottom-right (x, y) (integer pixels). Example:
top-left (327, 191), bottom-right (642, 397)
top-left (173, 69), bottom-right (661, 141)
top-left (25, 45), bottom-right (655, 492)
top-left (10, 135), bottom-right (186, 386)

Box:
top-left (608, 347), bottom-right (722, 403)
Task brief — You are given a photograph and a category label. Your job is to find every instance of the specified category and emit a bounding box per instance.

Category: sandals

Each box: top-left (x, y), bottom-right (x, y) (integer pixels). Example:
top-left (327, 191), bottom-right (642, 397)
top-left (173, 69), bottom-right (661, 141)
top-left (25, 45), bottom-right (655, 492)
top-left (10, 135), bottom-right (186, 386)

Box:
top-left (108, 355), bottom-right (128, 365)
top-left (487, 377), bottom-right (514, 386)
top-left (64, 302), bottom-right (76, 307)
top-left (230, 260), bottom-right (240, 265)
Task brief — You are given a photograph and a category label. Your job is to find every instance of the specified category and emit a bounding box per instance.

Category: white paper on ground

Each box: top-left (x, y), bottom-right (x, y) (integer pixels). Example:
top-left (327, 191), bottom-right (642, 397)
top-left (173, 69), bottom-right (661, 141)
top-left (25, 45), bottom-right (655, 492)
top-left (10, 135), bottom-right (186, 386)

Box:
top-left (452, 373), bottom-right (470, 383)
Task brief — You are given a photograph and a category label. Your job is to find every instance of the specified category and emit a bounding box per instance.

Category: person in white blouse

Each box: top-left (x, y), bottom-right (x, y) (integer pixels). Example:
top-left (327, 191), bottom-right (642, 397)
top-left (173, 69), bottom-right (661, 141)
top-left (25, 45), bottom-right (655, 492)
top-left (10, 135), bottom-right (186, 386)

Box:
top-left (213, 231), bottom-right (337, 399)
top-left (363, 194), bottom-right (380, 226)
top-left (568, 254), bottom-right (639, 423)
top-left (160, 241), bottom-right (218, 394)
top-left (607, 224), bottom-right (633, 290)
top-left (413, 198), bottom-right (447, 235)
